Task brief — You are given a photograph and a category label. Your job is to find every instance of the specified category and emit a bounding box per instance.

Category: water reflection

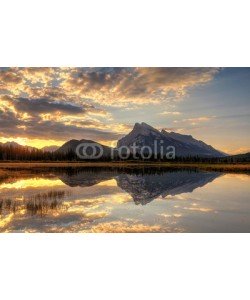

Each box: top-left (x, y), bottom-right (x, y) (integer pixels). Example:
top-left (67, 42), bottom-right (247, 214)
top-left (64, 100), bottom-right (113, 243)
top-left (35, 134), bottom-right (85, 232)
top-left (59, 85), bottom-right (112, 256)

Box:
top-left (0, 167), bottom-right (249, 232)
top-left (117, 171), bottom-right (220, 205)
top-left (58, 168), bottom-right (221, 205)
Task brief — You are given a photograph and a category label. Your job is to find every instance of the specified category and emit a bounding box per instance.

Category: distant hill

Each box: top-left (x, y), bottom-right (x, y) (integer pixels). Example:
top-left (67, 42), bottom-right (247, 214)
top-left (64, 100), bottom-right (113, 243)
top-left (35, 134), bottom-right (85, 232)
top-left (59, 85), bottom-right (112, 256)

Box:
top-left (220, 152), bottom-right (250, 162)
top-left (0, 142), bottom-right (59, 153)
top-left (117, 122), bottom-right (226, 158)
top-left (0, 141), bottom-right (36, 151)
top-left (56, 139), bottom-right (113, 158)
top-left (41, 145), bottom-right (60, 152)
top-left (231, 152), bottom-right (250, 159)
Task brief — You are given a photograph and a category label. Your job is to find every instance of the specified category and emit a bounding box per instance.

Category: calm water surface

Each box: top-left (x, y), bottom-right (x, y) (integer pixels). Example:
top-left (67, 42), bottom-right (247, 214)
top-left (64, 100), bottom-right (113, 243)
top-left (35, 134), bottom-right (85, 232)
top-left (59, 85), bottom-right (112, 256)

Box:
top-left (0, 168), bottom-right (249, 232)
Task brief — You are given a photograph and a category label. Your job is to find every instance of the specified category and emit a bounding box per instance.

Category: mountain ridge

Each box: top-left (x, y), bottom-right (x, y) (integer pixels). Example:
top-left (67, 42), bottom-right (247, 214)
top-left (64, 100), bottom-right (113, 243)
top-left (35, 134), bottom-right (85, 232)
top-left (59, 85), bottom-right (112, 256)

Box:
top-left (41, 145), bottom-right (60, 152)
top-left (0, 122), bottom-right (230, 158)
top-left (117, 122), bottom-right (226, 158)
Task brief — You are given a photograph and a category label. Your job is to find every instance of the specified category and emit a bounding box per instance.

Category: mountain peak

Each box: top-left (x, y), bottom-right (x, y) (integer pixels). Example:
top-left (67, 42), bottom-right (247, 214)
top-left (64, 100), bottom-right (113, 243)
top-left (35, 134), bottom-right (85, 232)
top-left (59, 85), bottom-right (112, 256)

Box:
top-left (133, 122), bottom-right (159, 133)
top-left (134, 122), bottom-right (150, 128)
top-left (117, 122), bottom-right (227, 157)
top-left (162, 130), bottom-right (193, 139)
top-left (4, 141), bottom-right (21, 147)
top-left (0, 141), bottom-right (36, 151)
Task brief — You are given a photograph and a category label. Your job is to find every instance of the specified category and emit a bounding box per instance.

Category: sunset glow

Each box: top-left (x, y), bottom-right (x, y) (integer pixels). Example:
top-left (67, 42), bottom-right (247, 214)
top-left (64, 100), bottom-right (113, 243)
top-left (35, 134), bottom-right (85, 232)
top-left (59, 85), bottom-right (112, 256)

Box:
top-left (0, 67), bottom-right (249, 154)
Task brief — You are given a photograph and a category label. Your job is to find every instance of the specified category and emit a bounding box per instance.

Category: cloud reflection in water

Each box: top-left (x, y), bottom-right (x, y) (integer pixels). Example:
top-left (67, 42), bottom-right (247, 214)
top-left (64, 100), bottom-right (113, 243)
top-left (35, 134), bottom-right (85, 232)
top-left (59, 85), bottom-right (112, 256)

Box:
top-left (0, 168), bottom-right (249, 233)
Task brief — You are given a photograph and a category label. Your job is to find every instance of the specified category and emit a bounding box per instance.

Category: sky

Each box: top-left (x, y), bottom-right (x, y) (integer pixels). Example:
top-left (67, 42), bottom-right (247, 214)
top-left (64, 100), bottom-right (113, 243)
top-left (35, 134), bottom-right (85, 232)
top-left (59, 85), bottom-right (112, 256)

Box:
top-left (0, 67), bottom-right (249, 154)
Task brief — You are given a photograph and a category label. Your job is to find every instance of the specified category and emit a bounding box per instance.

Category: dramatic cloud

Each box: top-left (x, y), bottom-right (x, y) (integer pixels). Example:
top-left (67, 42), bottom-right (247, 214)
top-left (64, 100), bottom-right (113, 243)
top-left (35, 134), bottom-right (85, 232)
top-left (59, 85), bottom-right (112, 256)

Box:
top-left (0, 67), bottom-right (220, 106)
top-left (13, 97), bottom-right (89, 115)
top-left (0, 114), bottom-right (121, 142)
top-left (0, 69), bottom-right (23, 84)
top-left (0, 109), bottom-right (21, 130)
top-left (61, 67), bottom-right (220, 106)
top-left (0, 67), bottom-right (222, 146)
top-left (0, 94), bottom-right (122, 143)
top-left (0, 67), bottom-right (248, 155)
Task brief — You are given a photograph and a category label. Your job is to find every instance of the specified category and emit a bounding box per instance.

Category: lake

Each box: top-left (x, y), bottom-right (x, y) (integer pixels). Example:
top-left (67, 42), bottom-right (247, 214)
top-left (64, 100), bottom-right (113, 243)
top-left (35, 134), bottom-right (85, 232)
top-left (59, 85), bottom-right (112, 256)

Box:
top-left (0, 167), bottom-right (249, 232)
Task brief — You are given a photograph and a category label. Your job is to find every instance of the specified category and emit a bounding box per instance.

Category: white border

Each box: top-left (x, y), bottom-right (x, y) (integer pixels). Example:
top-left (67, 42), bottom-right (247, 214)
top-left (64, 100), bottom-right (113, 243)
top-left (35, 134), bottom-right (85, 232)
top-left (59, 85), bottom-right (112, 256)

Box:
top-left (1, 234), bottom-right (249, 300)
top-left (1, 0), bottom-right (250, 299)
top-left (0, 0), bottom-right (250, 66)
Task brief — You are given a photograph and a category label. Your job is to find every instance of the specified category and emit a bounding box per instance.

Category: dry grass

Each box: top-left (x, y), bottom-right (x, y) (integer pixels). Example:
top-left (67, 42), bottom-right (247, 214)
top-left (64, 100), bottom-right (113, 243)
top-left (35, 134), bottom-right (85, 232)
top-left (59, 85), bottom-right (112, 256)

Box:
top-left (0, 161), bottom-right (249, 175)
top-left (0, 169), bottom-right (8, 179)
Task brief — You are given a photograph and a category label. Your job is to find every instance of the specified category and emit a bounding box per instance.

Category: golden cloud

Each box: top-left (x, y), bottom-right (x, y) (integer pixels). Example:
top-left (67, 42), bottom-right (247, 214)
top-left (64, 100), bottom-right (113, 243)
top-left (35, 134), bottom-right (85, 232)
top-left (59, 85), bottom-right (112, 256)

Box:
top-left (0, 67), bottom-right (221, 145)
top-left (159, 111), bottom-right (181, 116)
top-left (174, 116), bottom-right (215, 125)
top-left (60, 67), bottom-right (220, 107)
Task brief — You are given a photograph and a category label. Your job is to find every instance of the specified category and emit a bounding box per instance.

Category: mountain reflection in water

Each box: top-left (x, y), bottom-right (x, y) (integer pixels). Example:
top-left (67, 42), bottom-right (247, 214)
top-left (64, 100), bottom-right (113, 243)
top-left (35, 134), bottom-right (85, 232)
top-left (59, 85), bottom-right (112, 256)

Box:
top-left (58, 168), bottom-right (221, 205)
top-left (0, 168), bottom-right (249, 233)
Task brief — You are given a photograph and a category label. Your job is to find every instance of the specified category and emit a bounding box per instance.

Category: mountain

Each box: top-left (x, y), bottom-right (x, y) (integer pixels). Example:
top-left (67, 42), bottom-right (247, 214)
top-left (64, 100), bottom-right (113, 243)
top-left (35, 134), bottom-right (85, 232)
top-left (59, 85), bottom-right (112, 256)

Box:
top-left (0, 123), bottom-right (231, 159)
top-left (1, 141), bottom-right (21, 147)
top-left (231, 152), bottom-right (250, 160)
top-left (42, 145), bottom-right (60, 152)
top-left (56, 139), bottom-right (113, 158)
top-left (117, 122), bottom-right (226, 158)
top-left (161, 130), bottom-right (227, 157)
top-left (0, 142), bottom-right (59, 153)
top-left (0, 141), bottom-right (36, 151)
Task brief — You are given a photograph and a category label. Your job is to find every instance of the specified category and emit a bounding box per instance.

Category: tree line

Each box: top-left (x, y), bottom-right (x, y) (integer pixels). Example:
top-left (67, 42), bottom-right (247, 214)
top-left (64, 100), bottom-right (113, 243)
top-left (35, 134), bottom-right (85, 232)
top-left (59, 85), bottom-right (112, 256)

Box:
top-left (0, 144), bottom-right (249, 162)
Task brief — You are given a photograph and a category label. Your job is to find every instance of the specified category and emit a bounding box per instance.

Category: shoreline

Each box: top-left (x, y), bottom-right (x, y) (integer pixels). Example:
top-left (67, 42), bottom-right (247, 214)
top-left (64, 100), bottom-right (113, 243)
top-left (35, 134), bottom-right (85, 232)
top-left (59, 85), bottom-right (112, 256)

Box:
top-left (0, 161), bottom-right (249, 173)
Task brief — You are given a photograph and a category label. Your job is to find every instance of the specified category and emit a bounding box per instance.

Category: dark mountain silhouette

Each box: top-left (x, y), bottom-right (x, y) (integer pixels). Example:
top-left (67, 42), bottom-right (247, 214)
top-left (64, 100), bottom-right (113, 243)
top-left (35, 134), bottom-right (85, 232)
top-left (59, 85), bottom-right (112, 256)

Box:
top-left (56, 139), bottom-right (113, 158)
top-left (117, 122), bottom-right (226, 158)
top-left (5, 122), bottom-right (249, 161)
top-left (0, 141), bottom-right (36, 151)
top-left (223, 152), bottom-right (250, 162)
